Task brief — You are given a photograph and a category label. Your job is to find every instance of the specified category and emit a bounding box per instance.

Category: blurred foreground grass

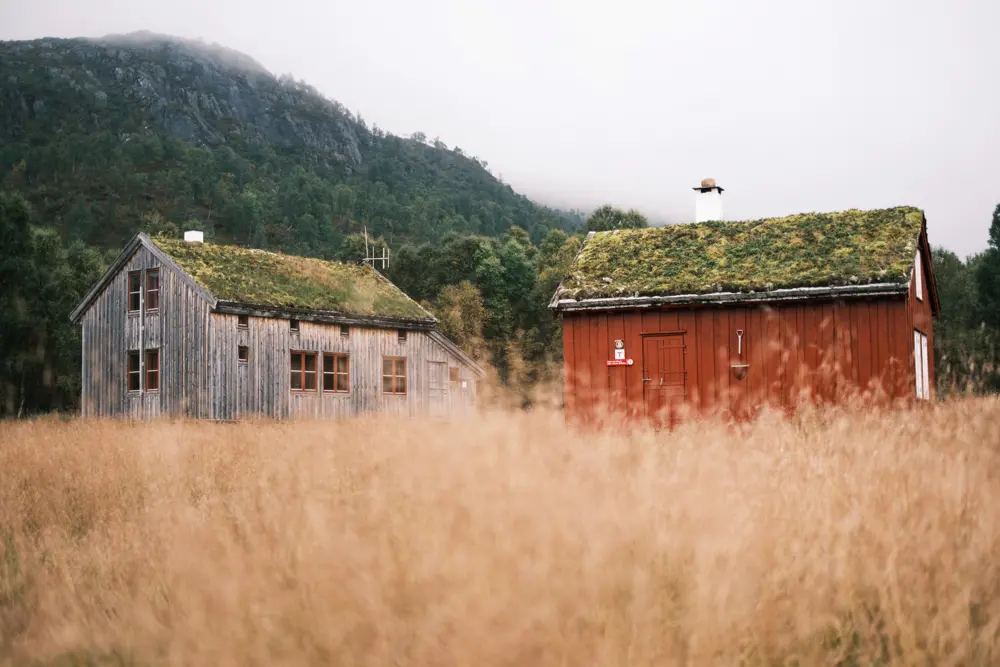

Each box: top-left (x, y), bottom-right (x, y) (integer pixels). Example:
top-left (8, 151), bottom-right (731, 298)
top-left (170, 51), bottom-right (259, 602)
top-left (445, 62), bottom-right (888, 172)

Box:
top-left (2, 398), bottom-right (999, 666)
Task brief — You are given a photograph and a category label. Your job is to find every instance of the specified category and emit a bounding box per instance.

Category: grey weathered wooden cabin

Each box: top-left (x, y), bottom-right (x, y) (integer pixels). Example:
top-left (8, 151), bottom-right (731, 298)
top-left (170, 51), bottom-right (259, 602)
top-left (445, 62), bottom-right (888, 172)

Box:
top-left (69, 232), bottom-right (484, 420)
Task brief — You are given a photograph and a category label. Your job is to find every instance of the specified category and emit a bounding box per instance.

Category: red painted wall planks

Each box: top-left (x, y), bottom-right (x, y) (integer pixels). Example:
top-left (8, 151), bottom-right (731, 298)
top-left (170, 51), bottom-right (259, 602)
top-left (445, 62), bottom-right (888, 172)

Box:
top-left (562, 313), bottom-right (576, 418)
top-left (561, 296), bottom-right (926, 425)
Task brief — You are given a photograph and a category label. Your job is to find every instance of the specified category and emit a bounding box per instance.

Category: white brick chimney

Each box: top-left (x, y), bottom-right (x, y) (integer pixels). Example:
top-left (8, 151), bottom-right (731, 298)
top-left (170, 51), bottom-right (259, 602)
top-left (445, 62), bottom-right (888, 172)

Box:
top-left (184, 230), bottom-right (204, 243)
top-left (693, 178), bottom-right (724, 223)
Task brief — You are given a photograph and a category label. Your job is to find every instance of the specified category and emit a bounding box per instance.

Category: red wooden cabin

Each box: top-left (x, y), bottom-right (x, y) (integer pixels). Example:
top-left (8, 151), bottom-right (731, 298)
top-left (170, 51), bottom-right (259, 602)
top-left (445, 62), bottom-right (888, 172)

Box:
top-left (549, 182), bottom-right (940, 427)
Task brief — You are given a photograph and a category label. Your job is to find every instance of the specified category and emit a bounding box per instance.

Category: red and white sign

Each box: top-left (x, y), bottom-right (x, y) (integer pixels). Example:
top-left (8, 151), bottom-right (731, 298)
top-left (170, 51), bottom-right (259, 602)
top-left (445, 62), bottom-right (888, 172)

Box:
top-left (607, 358), bottom-right (633, 367)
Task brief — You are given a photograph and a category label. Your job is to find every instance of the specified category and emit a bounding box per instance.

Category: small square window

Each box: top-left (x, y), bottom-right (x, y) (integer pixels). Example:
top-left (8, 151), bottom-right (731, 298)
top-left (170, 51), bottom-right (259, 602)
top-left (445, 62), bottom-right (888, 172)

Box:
top-left (449, 367), bottom-right (459, 382)
top-left (397, 330), bottom-right (407, 343)
top-left (340, 324), bottom-right (349, 338)
top-left (290, 319), bottom-right (300, 333)
top-left (238, 345), bottom-right (249, 363)
top-left (238, 315), bottom-right (249, 329)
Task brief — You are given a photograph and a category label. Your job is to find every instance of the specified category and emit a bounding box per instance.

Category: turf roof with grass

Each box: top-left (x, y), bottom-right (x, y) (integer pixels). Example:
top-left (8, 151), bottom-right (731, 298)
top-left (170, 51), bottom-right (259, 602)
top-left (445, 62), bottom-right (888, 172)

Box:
top-left (554, 207), bottom-right (926, 302)
top-left (152, 238), bottom-right (433, 321)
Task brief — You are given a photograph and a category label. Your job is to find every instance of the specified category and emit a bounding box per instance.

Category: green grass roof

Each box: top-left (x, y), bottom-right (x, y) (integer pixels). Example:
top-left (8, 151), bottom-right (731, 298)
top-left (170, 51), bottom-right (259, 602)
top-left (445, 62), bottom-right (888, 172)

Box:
top-left (152, 238), bottom-right (433, 321)
top-left (554, 207), bottom-right (925, 301)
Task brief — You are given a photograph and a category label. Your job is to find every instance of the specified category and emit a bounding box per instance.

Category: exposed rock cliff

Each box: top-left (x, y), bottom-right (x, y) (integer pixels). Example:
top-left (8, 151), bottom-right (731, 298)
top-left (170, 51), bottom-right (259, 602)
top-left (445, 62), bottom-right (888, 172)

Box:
top-left (0, 31), bottom-right (581, 252)
top-left (2, 31), bottom-right (365, 165)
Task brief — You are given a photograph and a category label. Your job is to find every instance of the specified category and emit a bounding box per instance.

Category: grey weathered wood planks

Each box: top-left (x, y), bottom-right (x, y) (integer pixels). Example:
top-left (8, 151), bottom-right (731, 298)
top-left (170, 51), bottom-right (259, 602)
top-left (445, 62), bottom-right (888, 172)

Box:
top-left (78, 244), bottom-right (480, 421)
top-left (209, 314), bottom-right (477, 420)
top-left (81, 245), bottom-right (213, 420)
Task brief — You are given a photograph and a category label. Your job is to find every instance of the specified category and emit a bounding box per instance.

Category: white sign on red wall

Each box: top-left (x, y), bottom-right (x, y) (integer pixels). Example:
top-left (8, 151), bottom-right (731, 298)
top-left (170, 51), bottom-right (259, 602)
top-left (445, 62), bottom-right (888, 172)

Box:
top-left (608, 339), bottom-right (631, 365)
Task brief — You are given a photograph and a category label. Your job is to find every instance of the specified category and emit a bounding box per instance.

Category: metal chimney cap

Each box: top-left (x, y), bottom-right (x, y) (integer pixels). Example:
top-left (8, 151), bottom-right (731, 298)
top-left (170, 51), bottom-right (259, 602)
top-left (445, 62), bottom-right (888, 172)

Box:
top-left (693, 177), bottom-right (724, 193)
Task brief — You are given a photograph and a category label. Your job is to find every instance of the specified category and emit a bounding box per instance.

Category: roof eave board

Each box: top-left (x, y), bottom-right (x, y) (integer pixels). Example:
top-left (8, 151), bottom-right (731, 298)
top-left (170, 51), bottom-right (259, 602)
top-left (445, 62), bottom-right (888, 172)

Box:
top-left (550, 282), bottom-right (910, 312)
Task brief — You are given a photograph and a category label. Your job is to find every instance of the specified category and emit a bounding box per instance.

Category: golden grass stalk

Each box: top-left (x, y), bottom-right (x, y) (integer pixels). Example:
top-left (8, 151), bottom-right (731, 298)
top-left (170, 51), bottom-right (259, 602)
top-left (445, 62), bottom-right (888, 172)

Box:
top-left (2, 396), bottom-right (999, 666)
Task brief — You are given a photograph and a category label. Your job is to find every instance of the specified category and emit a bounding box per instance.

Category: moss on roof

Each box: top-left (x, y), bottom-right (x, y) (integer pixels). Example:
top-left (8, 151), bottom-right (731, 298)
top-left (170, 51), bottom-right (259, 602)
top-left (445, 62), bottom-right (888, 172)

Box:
top-left (556, 207), bottom-right (925, 301)
top-left (152, 238), bottom-right (433, 321)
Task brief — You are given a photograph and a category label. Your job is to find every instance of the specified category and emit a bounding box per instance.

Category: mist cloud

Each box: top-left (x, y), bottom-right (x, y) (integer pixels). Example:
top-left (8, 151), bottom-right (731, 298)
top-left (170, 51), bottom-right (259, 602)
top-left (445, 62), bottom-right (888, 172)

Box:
top-left (3, 0), bottom-right (998, 256)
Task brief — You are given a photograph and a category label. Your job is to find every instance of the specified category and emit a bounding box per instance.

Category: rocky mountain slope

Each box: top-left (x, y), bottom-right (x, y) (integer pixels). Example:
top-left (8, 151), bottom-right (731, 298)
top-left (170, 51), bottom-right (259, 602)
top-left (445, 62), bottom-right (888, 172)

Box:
top-left (0, 31), bottom-right (581, 255)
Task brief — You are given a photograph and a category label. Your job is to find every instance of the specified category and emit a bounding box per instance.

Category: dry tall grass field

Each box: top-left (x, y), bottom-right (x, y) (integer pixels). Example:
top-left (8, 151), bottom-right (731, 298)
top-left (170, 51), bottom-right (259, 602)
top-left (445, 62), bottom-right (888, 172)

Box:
top-left (2, 396), bottom-right (1000, 666)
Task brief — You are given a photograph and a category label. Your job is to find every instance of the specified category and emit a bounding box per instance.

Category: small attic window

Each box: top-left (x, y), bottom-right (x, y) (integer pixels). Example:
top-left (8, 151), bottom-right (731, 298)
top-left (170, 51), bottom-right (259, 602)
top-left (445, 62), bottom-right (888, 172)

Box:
top-left (238, 314), bottom-right (249, 329)
top-left (127, 271), bottom-right (141, 313)
top-left (914, 251), bottom-right (923, 301)
top-left (340, 324), bottom-right (349, 338)
top-left (397, 330), bottom-right (407, 344)
top-left (290, 319), bottom-right (300, 333)
top-left (145, 269), bottom-right (159, 312)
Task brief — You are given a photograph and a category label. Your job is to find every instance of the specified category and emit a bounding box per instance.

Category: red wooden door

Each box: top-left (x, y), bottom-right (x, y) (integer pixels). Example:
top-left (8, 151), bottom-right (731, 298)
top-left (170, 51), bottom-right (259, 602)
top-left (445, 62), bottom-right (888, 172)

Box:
top-left (642, 334), bottom-right (687, 428)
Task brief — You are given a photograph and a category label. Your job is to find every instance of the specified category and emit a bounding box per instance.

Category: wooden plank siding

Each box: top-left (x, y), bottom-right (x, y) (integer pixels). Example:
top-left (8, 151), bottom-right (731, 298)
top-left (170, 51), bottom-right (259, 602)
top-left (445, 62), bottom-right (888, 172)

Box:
top-left (208, 315), bottom-right (478, 420)
top-left (81, 245), bottom-right (212, 420)
top-left (562, 297), bottom-right (922, 426)
top-left (79, 246), bottom-right (479, 421)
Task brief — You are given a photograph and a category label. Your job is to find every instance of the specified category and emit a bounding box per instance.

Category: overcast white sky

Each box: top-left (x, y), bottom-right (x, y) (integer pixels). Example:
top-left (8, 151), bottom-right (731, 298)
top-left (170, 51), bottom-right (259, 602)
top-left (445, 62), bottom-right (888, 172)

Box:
top-left (3, 0), bottom-right (999, 257)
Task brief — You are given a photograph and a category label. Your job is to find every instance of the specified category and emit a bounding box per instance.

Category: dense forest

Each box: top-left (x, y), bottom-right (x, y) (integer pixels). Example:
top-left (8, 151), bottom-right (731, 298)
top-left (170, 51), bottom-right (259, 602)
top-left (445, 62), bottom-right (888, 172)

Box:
top-left (0, 32), bottom-right (590, 415)
top-left (0, 33), bottom-right (584, 251)
top-left (0, 32), bottom-right (997, 416)
top-left (930, 204), bottom-right (1000, 395)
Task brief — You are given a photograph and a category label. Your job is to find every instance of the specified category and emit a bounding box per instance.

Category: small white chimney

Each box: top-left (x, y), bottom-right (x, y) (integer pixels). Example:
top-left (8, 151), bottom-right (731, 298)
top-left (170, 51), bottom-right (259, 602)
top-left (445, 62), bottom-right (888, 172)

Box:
top-left (693, 177), bottom-right (724, 223)
top-left (184, 230), bottom-right (204, 243)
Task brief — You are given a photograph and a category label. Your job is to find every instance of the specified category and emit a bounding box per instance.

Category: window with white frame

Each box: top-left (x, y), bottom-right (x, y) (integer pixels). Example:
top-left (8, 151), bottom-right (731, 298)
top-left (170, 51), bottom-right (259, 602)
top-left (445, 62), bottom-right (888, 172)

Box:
top-left (913, 329), bottom-right (930, 400)
top-left (914, 251), bottom-right (923, 301)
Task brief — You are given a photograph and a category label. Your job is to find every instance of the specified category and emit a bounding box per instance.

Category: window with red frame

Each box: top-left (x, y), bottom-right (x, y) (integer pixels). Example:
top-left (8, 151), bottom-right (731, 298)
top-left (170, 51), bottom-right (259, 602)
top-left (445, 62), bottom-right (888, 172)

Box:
top-left (382, 357), bottom-right (406, 395)
top-left (145, 349), bottom-right (160, 391)
top-left (290, 351), bottom-right (317, 391)
top-left (145, 269), bottom-right (159, 311)
top-left (323, 353), bottom-right (349, 392)
top-left (127, 271), bottom-right (141, 312)
top-left (127, 350), bottom-right (140, 392)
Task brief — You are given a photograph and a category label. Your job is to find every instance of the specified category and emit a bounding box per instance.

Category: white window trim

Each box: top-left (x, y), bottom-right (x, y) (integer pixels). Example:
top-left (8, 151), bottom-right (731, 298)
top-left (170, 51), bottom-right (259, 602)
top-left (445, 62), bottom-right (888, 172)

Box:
top-left (914, 250), bottom-right (923, 302)
top-left (914, 329), bottom-right (930, 400)
top-left (921, 333), bottom-right (930, 400)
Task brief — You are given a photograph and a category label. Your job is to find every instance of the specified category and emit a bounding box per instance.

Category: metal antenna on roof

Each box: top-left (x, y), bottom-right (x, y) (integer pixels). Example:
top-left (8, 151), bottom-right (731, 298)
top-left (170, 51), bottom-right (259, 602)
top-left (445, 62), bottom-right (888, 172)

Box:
top-left (362, 225), bottom-right (390, 271)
